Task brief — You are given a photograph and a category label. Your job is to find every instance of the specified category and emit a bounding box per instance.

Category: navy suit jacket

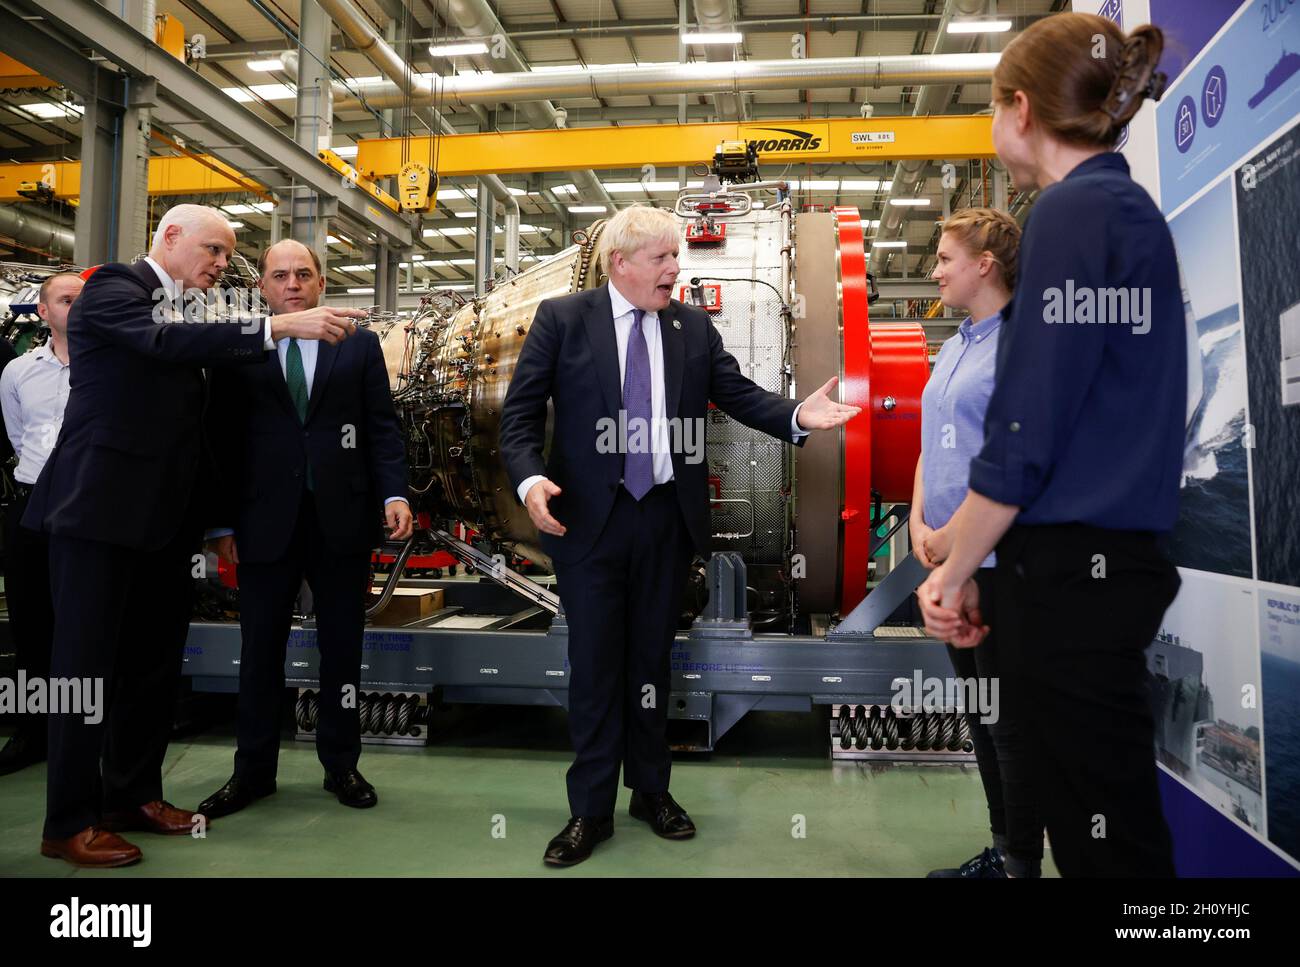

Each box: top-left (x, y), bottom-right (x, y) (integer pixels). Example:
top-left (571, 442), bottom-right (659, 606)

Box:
top-left (23, 260), bottom-right (266, 551)
top-left (499, 283), bottom-right (803, 566)
top-left (206, 327), bottom-right (408, 563)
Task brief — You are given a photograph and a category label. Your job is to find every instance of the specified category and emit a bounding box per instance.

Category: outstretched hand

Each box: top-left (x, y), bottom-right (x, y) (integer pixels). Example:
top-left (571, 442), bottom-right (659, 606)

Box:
top-left (797, 376), bottom-right (862, 431)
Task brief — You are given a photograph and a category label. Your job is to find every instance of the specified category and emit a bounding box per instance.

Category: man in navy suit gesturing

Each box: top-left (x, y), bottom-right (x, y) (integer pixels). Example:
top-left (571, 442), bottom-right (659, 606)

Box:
top-left (500, 205), bottom-right (859, 866)
top-left (25, 205), bottom-right (365, 868)
top-left (197, 239), bottom-right (411, 821)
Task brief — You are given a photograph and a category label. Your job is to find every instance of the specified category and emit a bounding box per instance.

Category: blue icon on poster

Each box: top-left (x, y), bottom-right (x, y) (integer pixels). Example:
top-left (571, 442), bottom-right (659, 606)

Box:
top-left (1202, 66), bottom-right (1226, 127)
top-left (1174, 96), bottom-right (1196, 153)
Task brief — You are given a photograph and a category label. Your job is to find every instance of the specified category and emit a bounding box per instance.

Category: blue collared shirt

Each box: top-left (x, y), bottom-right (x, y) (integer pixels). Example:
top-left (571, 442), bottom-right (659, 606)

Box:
top-left (968, 152), bottom-right (1186, 531)
top-left (921, 310), bottom-right (1001, 566)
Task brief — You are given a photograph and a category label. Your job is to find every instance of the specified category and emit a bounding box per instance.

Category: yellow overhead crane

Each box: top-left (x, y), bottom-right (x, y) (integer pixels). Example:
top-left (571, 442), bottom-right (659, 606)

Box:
top-left (0, 116), bottom-right (992, 204)
top-left (0, 151), bottom-right (401, 211)
top-left (353, 116), bottom-right (994, 179)
top-left (0, 53), bottom-right (58, 90)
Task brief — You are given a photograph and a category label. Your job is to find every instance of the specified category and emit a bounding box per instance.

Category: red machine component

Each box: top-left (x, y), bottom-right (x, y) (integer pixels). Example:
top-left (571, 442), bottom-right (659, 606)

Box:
top-left (831, 206), bottom-right (928, 615)
top-left (686, 221), bottom-right (727, 244)
top-left (707, 474), bottom-right (724, 509)
top-left (679, 283), bottom-right (722, 312)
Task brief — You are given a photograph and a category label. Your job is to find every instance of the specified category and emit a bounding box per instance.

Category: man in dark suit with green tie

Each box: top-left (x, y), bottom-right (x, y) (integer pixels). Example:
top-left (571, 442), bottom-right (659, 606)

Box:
top-left (198, 239), bottom-right (412, 819)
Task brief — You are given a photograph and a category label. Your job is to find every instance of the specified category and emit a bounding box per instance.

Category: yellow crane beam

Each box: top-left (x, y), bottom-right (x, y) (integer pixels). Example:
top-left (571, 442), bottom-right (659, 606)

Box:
top-left (0, 152), bottom-right (399, 212)
top-left (1, 117), bottom-right (991, 206)
top-left (354, 116), bottom-right (994, 179)
top-left (0, 155), bottom-right (258, 202)
top-left (0, 53), bottom-right (58, 90)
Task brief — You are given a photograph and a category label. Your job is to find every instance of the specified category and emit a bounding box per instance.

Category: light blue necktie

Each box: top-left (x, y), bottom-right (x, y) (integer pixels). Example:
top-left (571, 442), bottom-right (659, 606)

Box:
top-left (622, 309), bottom-right (653, 500)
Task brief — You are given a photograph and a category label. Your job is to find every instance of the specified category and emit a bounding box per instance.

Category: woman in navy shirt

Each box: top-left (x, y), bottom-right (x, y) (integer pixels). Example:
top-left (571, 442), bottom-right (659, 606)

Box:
top-left (918, 13), bottom-right (1182, 877)
top-left (911, 208), bottom-right (1042, 879)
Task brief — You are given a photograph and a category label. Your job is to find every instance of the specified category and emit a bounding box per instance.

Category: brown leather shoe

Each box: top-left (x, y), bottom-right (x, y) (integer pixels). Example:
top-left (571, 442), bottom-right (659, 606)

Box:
top-left (103, 800), bottom-right (199, 836)
top-left (41, 826), bottom-right (142, 868)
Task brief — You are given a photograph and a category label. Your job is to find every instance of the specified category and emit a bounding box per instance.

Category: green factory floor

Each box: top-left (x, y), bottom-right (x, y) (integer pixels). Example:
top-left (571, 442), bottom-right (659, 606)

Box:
top-left (0, 705), bottom-right (1053, 877)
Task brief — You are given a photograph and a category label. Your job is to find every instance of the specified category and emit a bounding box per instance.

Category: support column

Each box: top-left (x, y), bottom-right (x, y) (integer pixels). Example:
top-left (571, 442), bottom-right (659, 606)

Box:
top-left (374, 242), bottom-right (388, 307)
top-left (113, 0), bottom-right (153, 258)
top-left (384, 247), bottom-right (400, 310)
top-left (991, 164), bottom-right (1008, 212)
top-left (291, 0), bottom-right (333, 266)
top-left (75, 70), bottom-right (125, 266)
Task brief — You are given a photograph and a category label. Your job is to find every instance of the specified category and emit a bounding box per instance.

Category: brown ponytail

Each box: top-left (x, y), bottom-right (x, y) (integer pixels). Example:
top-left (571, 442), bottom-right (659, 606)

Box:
top-left (992, 13), bottom-right (1167, 148)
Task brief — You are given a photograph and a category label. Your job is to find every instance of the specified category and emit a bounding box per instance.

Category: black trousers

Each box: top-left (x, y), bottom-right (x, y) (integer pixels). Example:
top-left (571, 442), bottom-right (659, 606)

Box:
top-left (554, 483), bottom-right (693, 818)
top-left (44, 527), bottom-right (198, 839)
top-left (4, 489), bottom-right (53, 747)
top-left (232, 492), bottom-right (369, 782)
top-left (945, 567), bottom-right (1043, 876)
top-left (995, 523), bottom-right (1179, 878)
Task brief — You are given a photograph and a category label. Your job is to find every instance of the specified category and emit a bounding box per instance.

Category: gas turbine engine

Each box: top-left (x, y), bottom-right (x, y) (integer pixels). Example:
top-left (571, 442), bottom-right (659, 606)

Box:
top-left (378, 182), bottom-right (929, 625)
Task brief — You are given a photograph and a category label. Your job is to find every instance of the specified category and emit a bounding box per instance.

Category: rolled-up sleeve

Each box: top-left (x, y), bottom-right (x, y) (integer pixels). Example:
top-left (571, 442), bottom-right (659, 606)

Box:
top-left (967, 188), bottom-right (1109, 508)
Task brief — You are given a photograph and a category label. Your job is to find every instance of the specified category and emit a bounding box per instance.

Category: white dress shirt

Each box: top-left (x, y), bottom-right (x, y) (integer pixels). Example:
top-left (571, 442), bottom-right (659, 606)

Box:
top-left (517, 281), bottom-right (808, 503)
top-left (0, 344), bottom-right (70, 485)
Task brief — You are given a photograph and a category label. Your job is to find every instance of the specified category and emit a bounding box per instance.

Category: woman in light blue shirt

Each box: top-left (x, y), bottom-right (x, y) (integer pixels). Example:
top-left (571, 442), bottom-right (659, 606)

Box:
top-left (909, 208), bottom-right (1040, 878)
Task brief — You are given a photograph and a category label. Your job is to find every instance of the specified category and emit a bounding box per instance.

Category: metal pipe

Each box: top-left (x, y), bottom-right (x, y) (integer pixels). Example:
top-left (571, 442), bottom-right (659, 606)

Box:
top-left (440, 0), bottom-right (615, 210)
top-left (869, 0), bottom-right (989, 274)
top-left (503, 204), bottom-right (519, 275)
top-left (365, 535), bottom-right (416, 618)
top-left (331, 52), bottom-right (1000, 111)
top-left (202, 14), bottom-right (1049, 55)
top-left (314, 0), bottom-right (423, 98)
top-left (298, 1), bottom-right (526, 243)
top-left (695, 0), bottom-right (746, 120)
top-left (0, 205), bottom-right (75, 257)
top-left (474, 180), bottom-right (493, 296)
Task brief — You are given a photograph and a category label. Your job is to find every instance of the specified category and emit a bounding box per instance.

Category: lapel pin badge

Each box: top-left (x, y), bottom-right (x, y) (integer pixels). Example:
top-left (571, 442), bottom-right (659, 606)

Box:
top-left (673, 320), bottom-right (681, 330)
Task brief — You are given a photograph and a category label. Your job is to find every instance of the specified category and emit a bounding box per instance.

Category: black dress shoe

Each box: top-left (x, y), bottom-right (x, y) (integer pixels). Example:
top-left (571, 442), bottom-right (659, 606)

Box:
top-left (926, 847), bottom-right (1007, 878)
top-left (0, 732), bottom-right (46, 776)
top-left (324, 768), bottom-right (377, 808)
top-left (196, 775), bottom-right (276, 819)
top-left (629, 791), bottom-right (696, 839)
top-left (543, 816), bottom-right (614, 867)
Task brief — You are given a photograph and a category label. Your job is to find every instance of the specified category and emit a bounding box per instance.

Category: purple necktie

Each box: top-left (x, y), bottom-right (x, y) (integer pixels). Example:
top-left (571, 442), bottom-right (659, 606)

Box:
top-left (622, 308), bottom-right (654, 500)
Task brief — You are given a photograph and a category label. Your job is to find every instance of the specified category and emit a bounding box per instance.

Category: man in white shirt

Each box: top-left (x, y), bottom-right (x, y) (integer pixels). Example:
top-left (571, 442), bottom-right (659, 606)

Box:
top-left (500, 204), bottom-right (859, 866)
top-left (0, 272), bottom-right (81, 775)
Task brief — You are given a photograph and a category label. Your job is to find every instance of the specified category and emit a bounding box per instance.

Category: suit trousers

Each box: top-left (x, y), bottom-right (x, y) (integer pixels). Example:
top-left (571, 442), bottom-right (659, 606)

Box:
top-left (44, 526), bottom-right (198, 839)
top-left (4, 489), bottom-right (53, 748)
top-left (232, 491), bottom-right (370, 782)
top-left (553, 482), bottom-right (694, 817)
top-left (994, 523), bottom-right (1179, 877)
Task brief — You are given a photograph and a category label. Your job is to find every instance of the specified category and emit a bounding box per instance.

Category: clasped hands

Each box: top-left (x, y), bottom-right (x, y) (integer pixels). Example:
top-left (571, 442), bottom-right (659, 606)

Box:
top-left (910, 519), bottom-right (989, 649)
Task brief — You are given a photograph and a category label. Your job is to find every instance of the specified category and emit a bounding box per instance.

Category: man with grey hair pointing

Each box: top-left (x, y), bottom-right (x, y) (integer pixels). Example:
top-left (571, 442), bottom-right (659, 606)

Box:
top-left (24, 204), bottom-right (365, 868)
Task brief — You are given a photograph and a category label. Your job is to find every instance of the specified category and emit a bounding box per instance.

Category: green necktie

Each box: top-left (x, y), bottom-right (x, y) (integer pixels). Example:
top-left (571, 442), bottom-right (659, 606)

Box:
top-left (285, 338), bottom-right (313, 489)
top-left (286, 337), bottom-right (308, 422)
